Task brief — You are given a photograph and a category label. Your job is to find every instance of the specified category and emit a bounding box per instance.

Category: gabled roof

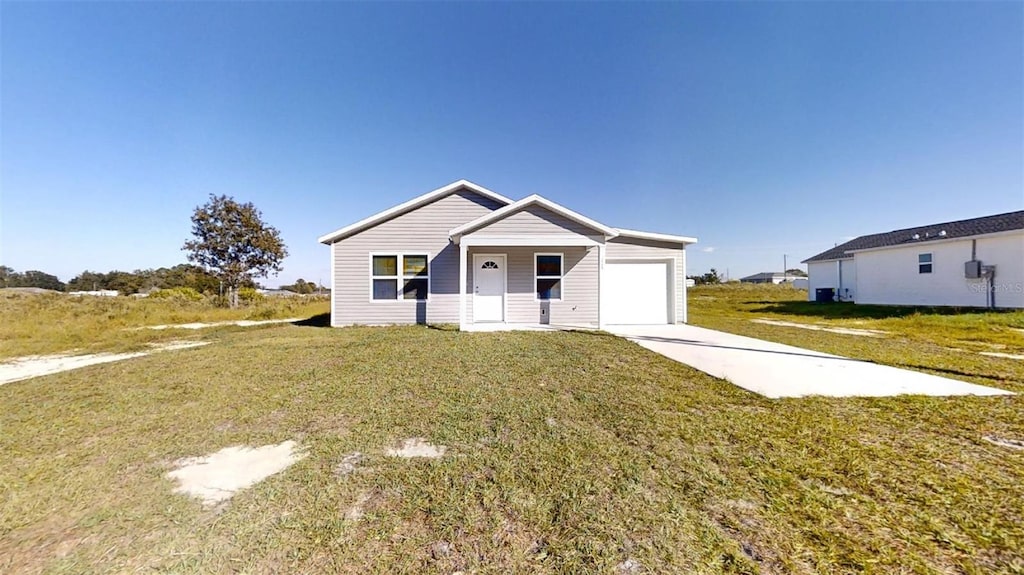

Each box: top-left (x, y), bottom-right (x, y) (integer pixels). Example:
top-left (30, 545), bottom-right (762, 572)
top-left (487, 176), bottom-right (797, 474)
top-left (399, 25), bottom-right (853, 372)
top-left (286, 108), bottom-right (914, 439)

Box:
top-left (612, 228), bottom-right (698, 245)
top-left (449, 194), bottom-right (619, 240)
top-left (803, 210), bottom-right (1024, 263)
top-left (318, 180), bottom-right (513, 244)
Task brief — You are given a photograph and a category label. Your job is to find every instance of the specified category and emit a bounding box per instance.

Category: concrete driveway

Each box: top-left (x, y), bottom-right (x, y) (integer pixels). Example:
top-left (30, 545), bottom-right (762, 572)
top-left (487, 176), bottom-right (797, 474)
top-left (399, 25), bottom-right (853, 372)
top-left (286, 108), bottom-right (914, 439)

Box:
top-left (608, 324), bottom-right (1012, 399)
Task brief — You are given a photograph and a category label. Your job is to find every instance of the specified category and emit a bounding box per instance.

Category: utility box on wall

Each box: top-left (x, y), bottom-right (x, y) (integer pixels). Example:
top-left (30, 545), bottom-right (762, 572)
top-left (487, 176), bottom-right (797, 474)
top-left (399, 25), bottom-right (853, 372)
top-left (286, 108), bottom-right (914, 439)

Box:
top-left (965, 260), bottom-right (981, 279)
top-left (539, 300), bottom-right (550, 324)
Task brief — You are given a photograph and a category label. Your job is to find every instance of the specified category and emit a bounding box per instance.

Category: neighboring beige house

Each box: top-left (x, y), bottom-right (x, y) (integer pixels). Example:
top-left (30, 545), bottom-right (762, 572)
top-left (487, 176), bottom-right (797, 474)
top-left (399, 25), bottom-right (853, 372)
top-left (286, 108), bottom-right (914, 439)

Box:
top-left (318, 180), bottom-right (697, 330)
top-left (803, 211), bottom-right (1024, 308)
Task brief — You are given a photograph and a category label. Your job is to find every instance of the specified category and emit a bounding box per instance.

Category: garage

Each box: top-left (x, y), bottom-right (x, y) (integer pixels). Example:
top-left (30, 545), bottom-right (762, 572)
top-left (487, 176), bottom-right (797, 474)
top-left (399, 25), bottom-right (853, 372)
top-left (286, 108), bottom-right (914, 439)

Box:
top-left (603, 261), bottom-right (671, 324)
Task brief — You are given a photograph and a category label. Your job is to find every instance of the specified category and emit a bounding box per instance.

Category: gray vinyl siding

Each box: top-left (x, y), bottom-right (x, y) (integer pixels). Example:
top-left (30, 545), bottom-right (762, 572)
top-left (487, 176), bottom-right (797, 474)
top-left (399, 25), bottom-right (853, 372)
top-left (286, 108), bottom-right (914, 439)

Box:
top-left (606, 237), bottom-right (687, 323)
top-left (330, 190), bottom-right (504, 325)
top-left (468, 205), bottom-right (605, 241)
top-left (467, 246), bottom-right (599, 326)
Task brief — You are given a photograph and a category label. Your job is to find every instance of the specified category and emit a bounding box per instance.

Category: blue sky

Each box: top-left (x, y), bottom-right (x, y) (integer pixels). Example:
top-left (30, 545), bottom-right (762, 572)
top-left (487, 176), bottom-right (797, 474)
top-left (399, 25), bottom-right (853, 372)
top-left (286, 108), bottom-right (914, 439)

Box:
top-left (2, 1), bottom-right (1021, 285)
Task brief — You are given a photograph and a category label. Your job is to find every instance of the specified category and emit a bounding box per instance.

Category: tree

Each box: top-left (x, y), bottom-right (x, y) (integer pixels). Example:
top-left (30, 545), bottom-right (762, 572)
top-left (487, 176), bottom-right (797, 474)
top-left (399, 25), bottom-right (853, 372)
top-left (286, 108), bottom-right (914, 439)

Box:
top-left (785, 268), bottom-right (807, 277)
top-left (0, 266), bottom-right (66, 291)
top-left (282, 278), bottom-right (316, 294)
top-left (183, 194), bottom-right (287, 307)
top-left (688, 268), bottom-right (722, 286)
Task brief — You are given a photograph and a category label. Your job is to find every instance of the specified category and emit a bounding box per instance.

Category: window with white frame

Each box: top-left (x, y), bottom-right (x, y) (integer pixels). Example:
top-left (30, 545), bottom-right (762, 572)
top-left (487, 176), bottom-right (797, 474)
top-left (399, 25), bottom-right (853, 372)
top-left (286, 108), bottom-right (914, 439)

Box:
top-left (371, 254), bottom-right (428, 300)
top-left (535, 253), bottom-right (563, 300)
top-left (918, 253), bottom-right (933, 274)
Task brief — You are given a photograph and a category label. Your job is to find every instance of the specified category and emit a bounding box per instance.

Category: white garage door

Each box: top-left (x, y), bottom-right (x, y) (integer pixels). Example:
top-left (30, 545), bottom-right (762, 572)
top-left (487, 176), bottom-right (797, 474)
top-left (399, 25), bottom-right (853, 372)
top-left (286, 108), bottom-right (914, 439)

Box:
top-left (604, 262), bottom-right (670, 324)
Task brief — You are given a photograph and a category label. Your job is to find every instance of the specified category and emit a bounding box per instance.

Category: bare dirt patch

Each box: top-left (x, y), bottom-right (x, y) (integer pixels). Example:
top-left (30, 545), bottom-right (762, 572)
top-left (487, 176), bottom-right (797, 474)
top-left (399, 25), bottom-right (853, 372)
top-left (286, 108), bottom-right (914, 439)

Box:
top-left (0, 341), bottom-right (209, 386)
top-left (166, 440), bottom-right (307, 507)
top-left (334, 452), bottom-right (363, 477)
top-left (982, 435), bottom-right (1024, 450)
top-left (980, 351), bottom-right (1024, 361)
top-left (142, 318), bottom-right (302, 330)
top-left (385, 437), bottom-right (447, 459)
top-left (751, 318), bottom-right (887, 337)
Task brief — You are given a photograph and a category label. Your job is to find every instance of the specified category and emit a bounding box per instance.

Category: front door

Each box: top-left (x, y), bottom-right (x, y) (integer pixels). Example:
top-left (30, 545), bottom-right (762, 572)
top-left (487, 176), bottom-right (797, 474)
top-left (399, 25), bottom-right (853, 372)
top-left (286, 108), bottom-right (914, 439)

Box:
top-left (473, 254), bottom-right (505, 322)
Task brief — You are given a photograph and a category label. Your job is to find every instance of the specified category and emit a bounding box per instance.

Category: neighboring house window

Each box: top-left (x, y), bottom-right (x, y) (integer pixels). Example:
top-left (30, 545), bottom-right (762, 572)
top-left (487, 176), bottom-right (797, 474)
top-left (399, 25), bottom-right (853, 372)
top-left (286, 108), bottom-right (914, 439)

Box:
top-left (372, 254), bottom-right (428, 300)
top-left (535, 253), bottom-right (563, 300)
top-left (918, 253), bottom-right (933, 274)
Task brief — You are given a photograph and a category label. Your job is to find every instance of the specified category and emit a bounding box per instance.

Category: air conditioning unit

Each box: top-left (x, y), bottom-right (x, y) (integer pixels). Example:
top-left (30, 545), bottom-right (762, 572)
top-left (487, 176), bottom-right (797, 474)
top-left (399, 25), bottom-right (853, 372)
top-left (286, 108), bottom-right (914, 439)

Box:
top-left (965, 260), bottom-right (981, 279)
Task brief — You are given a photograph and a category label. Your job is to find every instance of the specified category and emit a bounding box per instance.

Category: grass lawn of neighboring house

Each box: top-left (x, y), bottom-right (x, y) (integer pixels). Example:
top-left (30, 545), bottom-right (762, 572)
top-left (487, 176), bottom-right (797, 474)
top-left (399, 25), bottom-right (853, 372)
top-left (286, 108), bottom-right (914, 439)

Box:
top-left (1, 288), bottom-right (1023, 573)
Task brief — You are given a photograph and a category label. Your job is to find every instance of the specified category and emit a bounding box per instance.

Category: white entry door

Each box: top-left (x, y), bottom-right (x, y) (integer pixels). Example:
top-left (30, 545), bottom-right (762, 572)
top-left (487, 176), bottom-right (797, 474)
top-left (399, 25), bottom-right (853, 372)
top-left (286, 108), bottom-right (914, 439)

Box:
top-left (473, 255), bottom-right (506, 322)
top-left (604, 261), bottom-right (670, 324)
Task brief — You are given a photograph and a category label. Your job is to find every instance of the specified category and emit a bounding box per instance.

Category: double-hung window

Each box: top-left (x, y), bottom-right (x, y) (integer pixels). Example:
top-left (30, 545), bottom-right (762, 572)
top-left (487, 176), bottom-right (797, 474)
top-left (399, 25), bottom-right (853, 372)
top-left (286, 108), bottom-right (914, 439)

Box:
top-left (918, 253), bottom-right (932, 274)
top-left (372, 254), bottom-right (428, 300)
top-left (535, 253), bottom-right (563, 300)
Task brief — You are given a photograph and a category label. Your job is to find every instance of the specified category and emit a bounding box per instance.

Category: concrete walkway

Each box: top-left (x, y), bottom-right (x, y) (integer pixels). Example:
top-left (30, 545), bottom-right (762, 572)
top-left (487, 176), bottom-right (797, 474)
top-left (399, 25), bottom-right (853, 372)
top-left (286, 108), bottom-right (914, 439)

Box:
top-left (608, 324), bottom-right (1013, 399)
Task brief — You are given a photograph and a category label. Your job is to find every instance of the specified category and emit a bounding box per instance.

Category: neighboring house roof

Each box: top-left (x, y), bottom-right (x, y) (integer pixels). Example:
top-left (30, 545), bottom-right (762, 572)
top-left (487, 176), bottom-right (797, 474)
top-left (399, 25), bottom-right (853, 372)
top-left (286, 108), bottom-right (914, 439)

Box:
top-left (318, 180), bottom-right (513, 244)
top-left (740, 272), bottom-right (786, 281)
top-left (448, 194), bottom-right (619, 241)
top-left (612, 228), bottom-right (698, 245)
top-left (803, 210), bottom-right (1024, 263)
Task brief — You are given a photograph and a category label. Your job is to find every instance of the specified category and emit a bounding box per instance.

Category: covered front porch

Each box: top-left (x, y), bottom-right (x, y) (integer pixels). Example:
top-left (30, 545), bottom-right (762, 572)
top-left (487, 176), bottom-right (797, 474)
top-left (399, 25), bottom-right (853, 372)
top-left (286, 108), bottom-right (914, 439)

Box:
top-left (455, 238), bottom-right (605, 332)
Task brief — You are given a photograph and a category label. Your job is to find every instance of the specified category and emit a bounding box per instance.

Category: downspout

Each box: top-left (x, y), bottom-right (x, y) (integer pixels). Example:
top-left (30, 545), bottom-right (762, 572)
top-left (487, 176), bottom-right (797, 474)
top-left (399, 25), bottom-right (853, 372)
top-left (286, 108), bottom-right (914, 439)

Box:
top-left (837, 260), bottom-right (843, 302)
top-left (990, 267), bottom-right (997, 309)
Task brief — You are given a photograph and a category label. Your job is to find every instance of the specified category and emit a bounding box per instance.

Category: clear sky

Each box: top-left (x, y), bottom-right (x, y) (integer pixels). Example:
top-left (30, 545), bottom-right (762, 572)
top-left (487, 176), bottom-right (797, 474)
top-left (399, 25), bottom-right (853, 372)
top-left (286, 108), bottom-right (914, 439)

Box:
top-left (2, 1), bottom-right (1021, 285)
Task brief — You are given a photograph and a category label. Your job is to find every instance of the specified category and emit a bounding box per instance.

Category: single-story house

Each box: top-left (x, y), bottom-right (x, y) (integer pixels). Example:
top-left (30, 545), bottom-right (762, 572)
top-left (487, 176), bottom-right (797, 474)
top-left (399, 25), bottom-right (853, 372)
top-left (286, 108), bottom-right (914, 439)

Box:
top-left (802, 210), bottom-right (1023, 308)
top-left (739, 272), bottom-right (805, 285)
top-left (318, 180), bottom-right (698, 330)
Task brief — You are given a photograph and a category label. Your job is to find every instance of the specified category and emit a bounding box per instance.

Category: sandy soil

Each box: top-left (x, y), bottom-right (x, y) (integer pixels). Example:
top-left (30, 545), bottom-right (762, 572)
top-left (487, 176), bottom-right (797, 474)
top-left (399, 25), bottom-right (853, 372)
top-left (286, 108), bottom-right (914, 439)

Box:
top-left (167, 441), bottom-right (307, 506)
top-left (0, 341), bottom-right (209, 386)
top-left (143, 318), bottom-right (302, 330)
top-left (751, 318), bottom-right (888, 337)
top-left (980, 351), bottom-right (1024, 360)
top-left (385, 438), bottom-right (447, 458)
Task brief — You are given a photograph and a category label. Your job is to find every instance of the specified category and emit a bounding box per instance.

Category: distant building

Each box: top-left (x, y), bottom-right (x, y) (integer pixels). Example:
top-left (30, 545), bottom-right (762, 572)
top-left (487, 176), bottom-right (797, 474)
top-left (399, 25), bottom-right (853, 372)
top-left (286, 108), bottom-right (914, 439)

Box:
top-left (258, 288), bottom-right (304, 297)
top-left (68, 290), bottom-right (119, 297)
top-left (802, 211), bottom-right (1023, 308)
top-left (739, 272), bottom-right (804, 285)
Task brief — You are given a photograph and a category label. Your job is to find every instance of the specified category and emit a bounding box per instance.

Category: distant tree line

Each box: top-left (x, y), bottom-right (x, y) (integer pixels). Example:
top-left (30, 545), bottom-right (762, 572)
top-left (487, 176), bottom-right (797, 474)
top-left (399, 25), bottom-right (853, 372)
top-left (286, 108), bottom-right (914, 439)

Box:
top-left (0, 264), bottom-right (261, 295)
top-left (0, 266), bottom-right (66, 291)
top-left (278, 278), bottom-right (323, 294)
top-left (65, 264), bottom-right (260, 295)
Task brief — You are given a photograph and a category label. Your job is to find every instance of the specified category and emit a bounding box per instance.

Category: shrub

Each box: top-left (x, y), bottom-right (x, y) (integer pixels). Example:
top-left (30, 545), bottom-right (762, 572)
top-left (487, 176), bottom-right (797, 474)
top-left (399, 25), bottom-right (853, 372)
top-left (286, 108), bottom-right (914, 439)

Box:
top-left (148, 287), bottom-right (203, 302)
top-left (238, 287), bottom-right (264, 303)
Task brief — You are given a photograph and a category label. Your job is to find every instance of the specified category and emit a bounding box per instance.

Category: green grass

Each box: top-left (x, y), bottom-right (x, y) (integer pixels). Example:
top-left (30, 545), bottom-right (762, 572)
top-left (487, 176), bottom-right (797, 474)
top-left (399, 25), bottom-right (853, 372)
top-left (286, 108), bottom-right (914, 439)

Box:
top-left (0, 291), bottom-right (329, 359)
top-left (2, 293), bottom-right (1023, 573)
top-left (689, 284), bottom-right (1024, 389)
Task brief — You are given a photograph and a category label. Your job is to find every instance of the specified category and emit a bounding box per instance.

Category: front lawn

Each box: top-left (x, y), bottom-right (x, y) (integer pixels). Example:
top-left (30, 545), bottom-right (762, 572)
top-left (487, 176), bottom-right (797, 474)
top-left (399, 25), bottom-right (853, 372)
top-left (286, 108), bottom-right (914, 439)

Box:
top-left (2, 323), bottom-right (1022, 573)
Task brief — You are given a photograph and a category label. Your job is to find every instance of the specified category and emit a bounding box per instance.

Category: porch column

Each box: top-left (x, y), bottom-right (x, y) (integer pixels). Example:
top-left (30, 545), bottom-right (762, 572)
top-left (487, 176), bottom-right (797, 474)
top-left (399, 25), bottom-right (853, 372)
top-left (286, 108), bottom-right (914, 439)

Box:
top-left (597, 243), bottom-right (606, 330)
top-left (458, 242), bottom-right (468, 330)
top-left (680, 246), bottom-right (688, 323)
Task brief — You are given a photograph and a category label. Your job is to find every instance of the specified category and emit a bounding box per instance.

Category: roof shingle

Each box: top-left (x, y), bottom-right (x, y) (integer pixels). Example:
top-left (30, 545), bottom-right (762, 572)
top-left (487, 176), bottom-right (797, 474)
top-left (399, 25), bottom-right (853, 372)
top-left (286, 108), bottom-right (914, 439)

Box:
top-left (802, 211), bottom-right (1024, 263)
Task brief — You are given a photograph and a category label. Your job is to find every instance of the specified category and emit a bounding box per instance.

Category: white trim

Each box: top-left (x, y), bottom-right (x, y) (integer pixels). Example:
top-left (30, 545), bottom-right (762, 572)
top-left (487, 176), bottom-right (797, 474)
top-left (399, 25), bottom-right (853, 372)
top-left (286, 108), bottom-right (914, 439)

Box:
top-left (605, 257), bottom-right (677, 324)
top-left (318, 180), bottom-right (513, 244)
top-left (458, 243), bottom-right (468, 330)
top-left (330, 242), bottom-right (337, 327)
top-left (461, 235), bottom-right (601, 247)
top-left (680, 247), bottom-right (687, 323)
top-left (597, 243), bottom-right (606, 329)
top-left (613, 228), bottom-right (698, 245)
top-left (450, 194), bottom-right (619, 240)
top-left (472, 253), bottom-right (507, 323)
top-left (367, 252), bottom-right (431, 303)
top-left (534, 252), bottom-right (564, 302)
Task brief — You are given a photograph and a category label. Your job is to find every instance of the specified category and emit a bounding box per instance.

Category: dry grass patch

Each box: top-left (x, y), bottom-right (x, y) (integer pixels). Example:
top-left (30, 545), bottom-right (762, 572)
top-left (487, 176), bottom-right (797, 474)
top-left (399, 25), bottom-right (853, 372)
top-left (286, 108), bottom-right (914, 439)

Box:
top-left (0, 291), bottom-right (328, 359)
